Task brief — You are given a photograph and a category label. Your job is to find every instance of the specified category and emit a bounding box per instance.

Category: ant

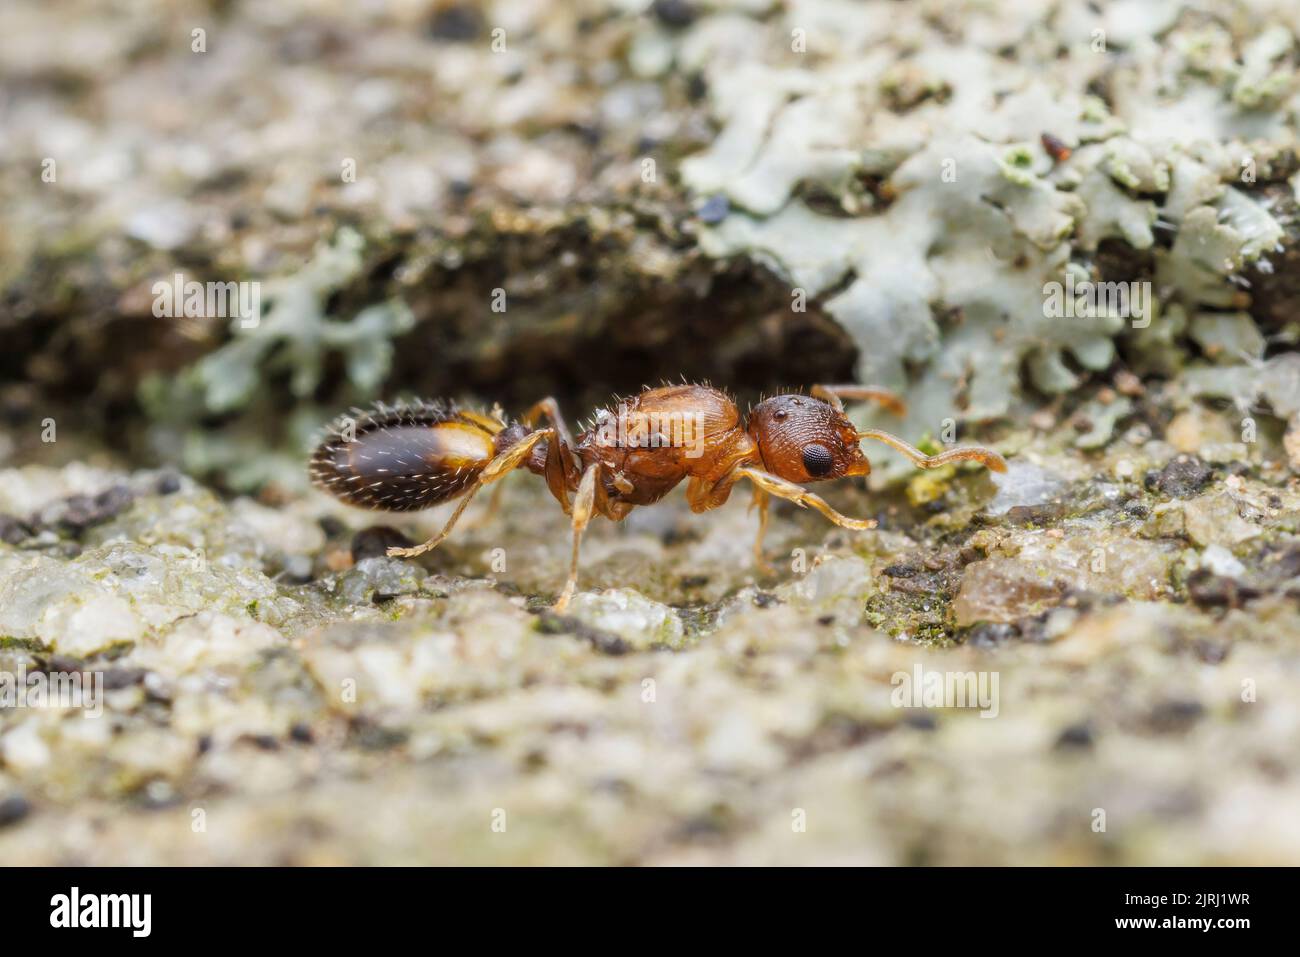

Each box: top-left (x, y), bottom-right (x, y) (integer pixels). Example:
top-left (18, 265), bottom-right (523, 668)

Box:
top-left (310, 384), bottom-right (1007, 609)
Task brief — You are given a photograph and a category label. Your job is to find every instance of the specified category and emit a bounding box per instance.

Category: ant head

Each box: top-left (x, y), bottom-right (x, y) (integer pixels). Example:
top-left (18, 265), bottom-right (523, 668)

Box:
top-left (747, 394), bottom-right (871, 483)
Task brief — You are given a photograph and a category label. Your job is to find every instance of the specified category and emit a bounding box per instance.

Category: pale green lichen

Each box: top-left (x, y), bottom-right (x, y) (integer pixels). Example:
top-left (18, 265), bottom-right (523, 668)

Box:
top-left (678, 0), bottom-right (1294, 477)
top-left (141, 229), bottom-right (413, 417)
top-left (1232, 26), bottom-right (1296, 110)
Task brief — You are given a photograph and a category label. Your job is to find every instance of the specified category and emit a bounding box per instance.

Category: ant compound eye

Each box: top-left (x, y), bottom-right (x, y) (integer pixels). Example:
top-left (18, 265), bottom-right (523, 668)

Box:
top-left (801, 443), bottom-right (834, 477)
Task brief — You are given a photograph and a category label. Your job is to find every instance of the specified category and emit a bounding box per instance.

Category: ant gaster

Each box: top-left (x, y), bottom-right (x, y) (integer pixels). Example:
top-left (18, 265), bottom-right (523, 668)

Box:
top-left (310, 384), bottom-right (1007, 609)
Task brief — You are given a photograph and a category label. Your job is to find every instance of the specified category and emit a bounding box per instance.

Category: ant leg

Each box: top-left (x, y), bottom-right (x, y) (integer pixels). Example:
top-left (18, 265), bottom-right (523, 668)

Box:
top-left (522, 396), bottom-right (578, 512)
top-left (750, 486), bottom-right (776, 575)
top-left (554, 463), bottom-right (599, 612)
top-left (856, 429), bottom-right (1007, 472)
top-left (734, 466), bottom-right (877, 531)
top-left (387, 486), bottom-right (481, 560)
top-left (461, 476), bottom-right (508, 531)
top-left (811, 384), bottom-right (907, 416)
top-left (388, 429), bottom-right (554, 559)
top-left (521, 397), bottom-right (575, 446)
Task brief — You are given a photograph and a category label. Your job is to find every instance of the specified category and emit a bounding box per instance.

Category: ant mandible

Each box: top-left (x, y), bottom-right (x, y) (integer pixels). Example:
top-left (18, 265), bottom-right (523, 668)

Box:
top-left (310, 383), bottom-right (1007, 609)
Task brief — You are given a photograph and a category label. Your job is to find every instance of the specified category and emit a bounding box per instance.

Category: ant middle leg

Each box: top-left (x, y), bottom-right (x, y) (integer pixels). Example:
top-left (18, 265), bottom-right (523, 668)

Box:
top-left (388, 429), bottom-right (554, 559)
top-left (554, 463), bottom-right (600, 612)
top-left (521, 396), bottom-right (575, 446)
top-left (856, 429), bottom-right (1007, 473)
top-left (811, 384), bottom-right (907, 416)
top-left (749, 487), bottom-right (776, 575)
top-left (462, 476), bottom-right (508, 531)
top-left (734, 466), bottom-right (877, 531)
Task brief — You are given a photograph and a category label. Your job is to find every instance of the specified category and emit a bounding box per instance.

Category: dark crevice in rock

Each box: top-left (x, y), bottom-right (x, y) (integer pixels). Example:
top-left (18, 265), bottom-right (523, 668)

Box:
top-left (5, 220), bottom-right (858, 460)
top-left (388, 238), bottom-right (857, 414)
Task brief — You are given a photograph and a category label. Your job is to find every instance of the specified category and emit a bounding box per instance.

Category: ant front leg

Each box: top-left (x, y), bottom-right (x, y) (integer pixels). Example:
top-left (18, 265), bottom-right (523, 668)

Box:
top-left (810, 384), bottom-right (907, 416)
top-left (857, 429), bottom-right (1007, 473)
top-left (554, 463), bottom-right (599, 612)
top-left (388, 429), bottom-right (554, 560)
top-left (749, 486), bottom-right (776, 576)
top-left (734, 466), bottom-right (877, 531)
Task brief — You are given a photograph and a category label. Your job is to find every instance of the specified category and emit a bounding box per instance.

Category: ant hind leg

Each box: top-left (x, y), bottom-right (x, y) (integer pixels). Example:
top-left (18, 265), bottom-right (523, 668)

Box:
top-left (522, 396), bottom-right (579, 513)
top-left (462, 476), bottom-right (508, 531)
top-left (387, 429), bottom-right (554, 559)
top-left (521, 397), bottom-right (575, 446)
top-left (554, 463), bottom-right (599, 612)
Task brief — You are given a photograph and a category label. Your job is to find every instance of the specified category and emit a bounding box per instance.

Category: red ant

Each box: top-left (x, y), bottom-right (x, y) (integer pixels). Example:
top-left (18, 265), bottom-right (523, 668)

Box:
top-left (310, 384), bottom-right (1007, 609)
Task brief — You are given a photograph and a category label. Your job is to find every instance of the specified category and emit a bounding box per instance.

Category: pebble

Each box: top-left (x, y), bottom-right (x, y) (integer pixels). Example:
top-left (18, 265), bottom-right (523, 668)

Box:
top-left (652, 0), bottom-right (698, 28)
top-left (350, 525), bottom-right (414, 562)
top-left (0, 793), bottom-right (31, 828)
top-left (985, 463), bottom-right (1066, 516)
top-left (563, 588), bottom-right (686, 650)
top-left (1200, 543), bottom-right (1246, 578)
top-left (1150, 455), bottom-right (1212, 498)
top-left (697, 194), bottom-right (730, 224)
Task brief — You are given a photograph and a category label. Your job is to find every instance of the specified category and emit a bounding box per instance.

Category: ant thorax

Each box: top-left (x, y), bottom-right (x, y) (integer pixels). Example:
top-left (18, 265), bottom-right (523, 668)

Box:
top-left (588, 406), bottom-right (706, 459)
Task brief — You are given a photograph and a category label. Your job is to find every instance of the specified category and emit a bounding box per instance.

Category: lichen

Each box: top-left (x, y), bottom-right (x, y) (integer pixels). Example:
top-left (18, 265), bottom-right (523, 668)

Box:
top-left (680, 1), bottom-right (1296, 475)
